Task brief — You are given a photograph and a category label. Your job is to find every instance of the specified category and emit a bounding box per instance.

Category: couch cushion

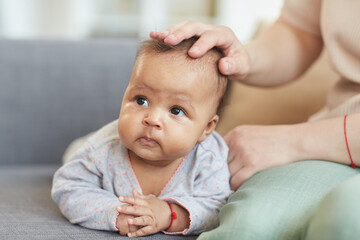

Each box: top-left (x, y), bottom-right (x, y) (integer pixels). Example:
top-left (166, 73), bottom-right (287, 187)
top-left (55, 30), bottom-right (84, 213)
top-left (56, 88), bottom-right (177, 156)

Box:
top-left (0, 165), bottom-right (197, 239)
top-left (0, 39), bottom-right (137, 165)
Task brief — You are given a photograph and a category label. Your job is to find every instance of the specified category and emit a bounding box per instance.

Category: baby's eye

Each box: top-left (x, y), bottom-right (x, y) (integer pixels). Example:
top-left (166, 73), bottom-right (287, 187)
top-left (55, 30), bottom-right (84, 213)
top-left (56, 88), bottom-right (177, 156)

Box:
top-left (136, 97), bottom-right (148, 107)
top-left (170, 107), bottom-right (186, 116)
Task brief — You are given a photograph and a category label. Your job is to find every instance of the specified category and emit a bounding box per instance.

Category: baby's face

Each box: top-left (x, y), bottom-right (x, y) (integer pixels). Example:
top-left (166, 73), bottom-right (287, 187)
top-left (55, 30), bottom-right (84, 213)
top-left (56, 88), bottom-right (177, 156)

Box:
top-left (118, 53), bottom-right (219, 163)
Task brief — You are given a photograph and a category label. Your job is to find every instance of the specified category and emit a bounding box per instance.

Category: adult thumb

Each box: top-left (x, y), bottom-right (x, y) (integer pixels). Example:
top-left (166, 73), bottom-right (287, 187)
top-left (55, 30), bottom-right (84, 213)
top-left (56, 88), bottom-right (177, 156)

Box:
top-left (219, 57), bottom-right (235, 76)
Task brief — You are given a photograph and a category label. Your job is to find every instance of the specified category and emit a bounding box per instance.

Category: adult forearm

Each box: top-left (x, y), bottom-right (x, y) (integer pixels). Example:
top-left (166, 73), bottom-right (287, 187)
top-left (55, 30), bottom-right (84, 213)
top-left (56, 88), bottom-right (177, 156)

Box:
top-left (242, 18), bottom-right (323, 87)
top-left (294, 113), bottom-right (360, 166)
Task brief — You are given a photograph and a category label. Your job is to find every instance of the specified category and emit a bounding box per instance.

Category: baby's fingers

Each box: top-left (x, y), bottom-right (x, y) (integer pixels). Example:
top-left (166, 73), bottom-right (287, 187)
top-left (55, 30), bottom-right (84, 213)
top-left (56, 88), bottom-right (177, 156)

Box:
top-left (117, 205), bottom-right (152, 217)
top-left (128, 226), bottom-right (155, 238)
top-left (132, 188), bottom-right (148, 199)
top-left (119, 195), bottom-right (147, 206)
top-left (128, 215), bottom-right (154, 227)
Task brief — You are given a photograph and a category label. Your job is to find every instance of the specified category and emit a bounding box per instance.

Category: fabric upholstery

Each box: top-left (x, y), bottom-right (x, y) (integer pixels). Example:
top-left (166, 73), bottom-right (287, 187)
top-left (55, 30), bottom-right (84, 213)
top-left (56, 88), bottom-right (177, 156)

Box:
top-left (0, 165), bottom-right (197, 240)
top-left (0, 39), bottom-right (137, 165)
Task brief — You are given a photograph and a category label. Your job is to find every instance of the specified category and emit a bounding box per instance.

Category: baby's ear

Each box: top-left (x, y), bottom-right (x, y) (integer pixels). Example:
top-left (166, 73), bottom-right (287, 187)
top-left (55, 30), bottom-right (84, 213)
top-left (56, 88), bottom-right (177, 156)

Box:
top-left (198, 115), bottom-right (219, 142)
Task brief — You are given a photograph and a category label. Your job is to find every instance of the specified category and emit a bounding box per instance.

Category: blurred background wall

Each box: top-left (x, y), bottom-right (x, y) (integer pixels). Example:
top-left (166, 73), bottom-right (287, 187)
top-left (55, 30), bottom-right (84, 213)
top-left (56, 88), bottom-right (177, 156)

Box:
top-left (0, 0), bottom-right (284, 42)
top-left (1, 0), bottom-right (338, 134)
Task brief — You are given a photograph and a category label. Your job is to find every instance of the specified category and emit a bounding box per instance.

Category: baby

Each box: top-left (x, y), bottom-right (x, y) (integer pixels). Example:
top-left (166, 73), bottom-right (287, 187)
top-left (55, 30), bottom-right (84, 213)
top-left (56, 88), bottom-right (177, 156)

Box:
top-left (51, 37), bottom-right (232, 237)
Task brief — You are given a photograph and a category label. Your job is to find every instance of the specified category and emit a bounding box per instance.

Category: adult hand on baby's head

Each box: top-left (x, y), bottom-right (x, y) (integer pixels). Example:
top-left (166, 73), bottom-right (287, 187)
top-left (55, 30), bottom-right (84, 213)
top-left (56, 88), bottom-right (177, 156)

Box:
top-left (117, 189), bottom-right (171, 237)
top-left (225, 124), bottom-right (301, 190)
top-left (150, 21), bottom-right (251, 81)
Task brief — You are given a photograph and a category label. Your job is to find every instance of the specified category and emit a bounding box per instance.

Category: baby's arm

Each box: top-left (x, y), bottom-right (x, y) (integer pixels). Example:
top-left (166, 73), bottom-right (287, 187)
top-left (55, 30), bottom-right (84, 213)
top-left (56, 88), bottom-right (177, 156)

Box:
top-left (165, 202), bottom-right (190, 232)
top-left (163, 152), bottom-right (232, 235)
top-left (118, 156), bottom-right (232, 236)
top-left (117, 189), bottom-right (190, 237)
top-left (52, 154), bottom-right (121, 231)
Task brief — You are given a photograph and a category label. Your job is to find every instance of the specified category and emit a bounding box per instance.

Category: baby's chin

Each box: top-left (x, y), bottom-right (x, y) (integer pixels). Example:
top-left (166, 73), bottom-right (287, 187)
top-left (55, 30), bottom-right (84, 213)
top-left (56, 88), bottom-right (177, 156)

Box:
top-left (128, 148), bottom-right (162, 161)
top-left (129, 148), bottom-right (184, 165)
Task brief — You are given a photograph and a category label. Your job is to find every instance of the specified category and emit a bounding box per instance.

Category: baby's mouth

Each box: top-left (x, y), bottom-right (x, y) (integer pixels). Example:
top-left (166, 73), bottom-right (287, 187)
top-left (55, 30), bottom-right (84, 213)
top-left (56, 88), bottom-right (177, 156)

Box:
top-left (138, 137), bottom-right (159, 147)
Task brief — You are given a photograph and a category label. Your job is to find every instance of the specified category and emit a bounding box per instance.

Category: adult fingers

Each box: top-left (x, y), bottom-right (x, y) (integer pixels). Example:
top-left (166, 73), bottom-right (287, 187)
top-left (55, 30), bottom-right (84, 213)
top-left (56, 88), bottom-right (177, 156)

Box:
top-left (219, 55), bottom-right (250, 78)
top-left (161, 21), bottom-right (188, 37)
top-left (224, 129), bottom-right (239, 163)
top-left (223, 129), bottom-right (235, 148)
top-left (230, 166), bottom-right (256, 191)
top-left (149, 21), bottom-right (187, 39)
top-left (227, 154), bottom-right (243, 177)
top-left (194, 28), bottom-right (249, 77)
top-left (163, 21), bottom-right (213, 45)
top-left (186, 26), bottom-right (234, 57)
top-left (149, 31), bottom-right (160, 38)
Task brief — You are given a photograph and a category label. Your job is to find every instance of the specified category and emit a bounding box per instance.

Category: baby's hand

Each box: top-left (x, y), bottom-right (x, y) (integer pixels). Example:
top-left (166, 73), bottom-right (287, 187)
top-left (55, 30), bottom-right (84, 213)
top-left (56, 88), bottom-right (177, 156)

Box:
top-left (116, 213), bottom-right (139, 236)
top-left (117, 189), bottom-right (171, 237)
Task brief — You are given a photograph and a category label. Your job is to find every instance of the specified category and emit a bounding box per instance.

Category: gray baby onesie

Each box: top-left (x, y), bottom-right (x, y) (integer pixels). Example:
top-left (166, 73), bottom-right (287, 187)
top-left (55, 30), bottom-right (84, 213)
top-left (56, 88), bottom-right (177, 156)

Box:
top-left (52, 120), bottom-right (232, 235)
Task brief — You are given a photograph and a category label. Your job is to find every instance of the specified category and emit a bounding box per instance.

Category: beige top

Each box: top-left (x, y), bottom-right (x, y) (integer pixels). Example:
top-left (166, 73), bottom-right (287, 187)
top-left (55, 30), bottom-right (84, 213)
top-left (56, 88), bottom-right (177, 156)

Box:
top-left (281, 0), bottom-right (360, 121)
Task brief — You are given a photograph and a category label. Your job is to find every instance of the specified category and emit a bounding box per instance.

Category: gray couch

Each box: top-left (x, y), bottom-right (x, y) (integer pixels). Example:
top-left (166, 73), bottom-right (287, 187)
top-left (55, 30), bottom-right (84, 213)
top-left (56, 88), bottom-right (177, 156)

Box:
top-left (0, 39), bottom-right (197, 240)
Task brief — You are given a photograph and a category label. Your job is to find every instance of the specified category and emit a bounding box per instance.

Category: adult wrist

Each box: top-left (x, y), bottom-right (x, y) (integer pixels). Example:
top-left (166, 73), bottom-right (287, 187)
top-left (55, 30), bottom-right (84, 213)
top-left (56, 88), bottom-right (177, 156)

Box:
top-left (283, 123), bottom-right (309, 163)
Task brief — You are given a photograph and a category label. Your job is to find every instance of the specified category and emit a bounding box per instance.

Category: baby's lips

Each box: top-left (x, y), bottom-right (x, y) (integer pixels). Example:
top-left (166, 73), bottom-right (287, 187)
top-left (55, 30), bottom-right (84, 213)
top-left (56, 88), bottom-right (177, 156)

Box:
top-left (138, 137), bottom-right (159, 147)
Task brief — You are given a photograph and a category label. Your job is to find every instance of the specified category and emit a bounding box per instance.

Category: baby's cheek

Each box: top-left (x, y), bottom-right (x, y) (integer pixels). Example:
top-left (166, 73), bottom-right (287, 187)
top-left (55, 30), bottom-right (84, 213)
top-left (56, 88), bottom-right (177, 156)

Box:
top-left (165, 132), bottom-right (197, 157)
top-left (118, 117), bottom-right (133, 142)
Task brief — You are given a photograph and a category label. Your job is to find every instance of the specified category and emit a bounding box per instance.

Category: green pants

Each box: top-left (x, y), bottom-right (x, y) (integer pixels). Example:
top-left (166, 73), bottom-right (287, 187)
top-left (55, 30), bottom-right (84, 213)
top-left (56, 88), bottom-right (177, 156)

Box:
top-left (198, 161), bottom-right (360, 240)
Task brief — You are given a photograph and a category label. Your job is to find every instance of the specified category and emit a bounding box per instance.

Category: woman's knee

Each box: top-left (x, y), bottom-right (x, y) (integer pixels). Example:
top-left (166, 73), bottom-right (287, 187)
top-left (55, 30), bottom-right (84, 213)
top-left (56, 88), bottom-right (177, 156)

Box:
top-left (198, 199), bottom-right (281, 240)
top-left (306, 175), bottom-right (360, 240)
top-left (198, 161), bottom-right (358, 240)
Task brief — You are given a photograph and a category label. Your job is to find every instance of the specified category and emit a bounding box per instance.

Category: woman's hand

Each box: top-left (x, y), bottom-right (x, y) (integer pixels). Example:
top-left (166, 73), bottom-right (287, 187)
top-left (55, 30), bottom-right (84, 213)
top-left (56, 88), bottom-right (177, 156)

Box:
top-left (150, 21), bottom-right (251, 81)
top-left (117, 189), bottom-right (171, 237)
top-left (226, 114), bottom-right (360, 190)
top-left (225, 124), bottom-right (302, 190)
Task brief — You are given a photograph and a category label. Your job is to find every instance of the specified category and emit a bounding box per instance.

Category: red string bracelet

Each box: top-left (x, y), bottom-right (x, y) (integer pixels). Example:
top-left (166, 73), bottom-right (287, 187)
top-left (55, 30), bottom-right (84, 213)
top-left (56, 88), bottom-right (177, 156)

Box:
top-left (165, 202), bottom-right (177, 231)
top-left (344, 114), bottom-right (356, 169)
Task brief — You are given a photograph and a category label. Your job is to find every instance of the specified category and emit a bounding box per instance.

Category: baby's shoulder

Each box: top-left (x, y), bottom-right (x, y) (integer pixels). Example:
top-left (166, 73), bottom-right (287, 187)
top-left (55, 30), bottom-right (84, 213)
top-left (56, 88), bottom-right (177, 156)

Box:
top-left (199, 131), bottom-right (228, 152)
top-left (194, 131), bottom-right (228, 163)
top-left (86, 119), bottom-right (121, 150)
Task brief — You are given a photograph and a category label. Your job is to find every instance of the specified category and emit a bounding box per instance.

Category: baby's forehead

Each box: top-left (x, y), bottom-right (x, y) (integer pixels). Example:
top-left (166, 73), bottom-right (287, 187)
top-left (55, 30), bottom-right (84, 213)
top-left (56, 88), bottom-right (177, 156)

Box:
top-left (140, 51), bottom-right (222, 92)
top-left (139, 51), bottom-right (219, 80)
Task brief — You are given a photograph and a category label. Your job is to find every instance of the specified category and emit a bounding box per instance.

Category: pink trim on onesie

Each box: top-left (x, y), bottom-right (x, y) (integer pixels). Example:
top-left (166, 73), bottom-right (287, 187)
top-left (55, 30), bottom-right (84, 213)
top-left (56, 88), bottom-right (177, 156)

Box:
top-left (113, 208), bottom-right (120, 231)
top-left (158, 155), bottom-right (187, 196)
top-left (125, 150), bottom-right (191, 234)
top-left (126, 149), bottom-right (187, 196)
top-left (126, 149), bottom-right (143, 194)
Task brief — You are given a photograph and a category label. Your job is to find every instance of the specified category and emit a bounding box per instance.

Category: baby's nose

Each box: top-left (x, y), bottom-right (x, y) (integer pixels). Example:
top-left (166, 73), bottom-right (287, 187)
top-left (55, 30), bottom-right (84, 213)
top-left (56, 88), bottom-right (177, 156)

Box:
top-left (143, 109), bottom-right (162, 129)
